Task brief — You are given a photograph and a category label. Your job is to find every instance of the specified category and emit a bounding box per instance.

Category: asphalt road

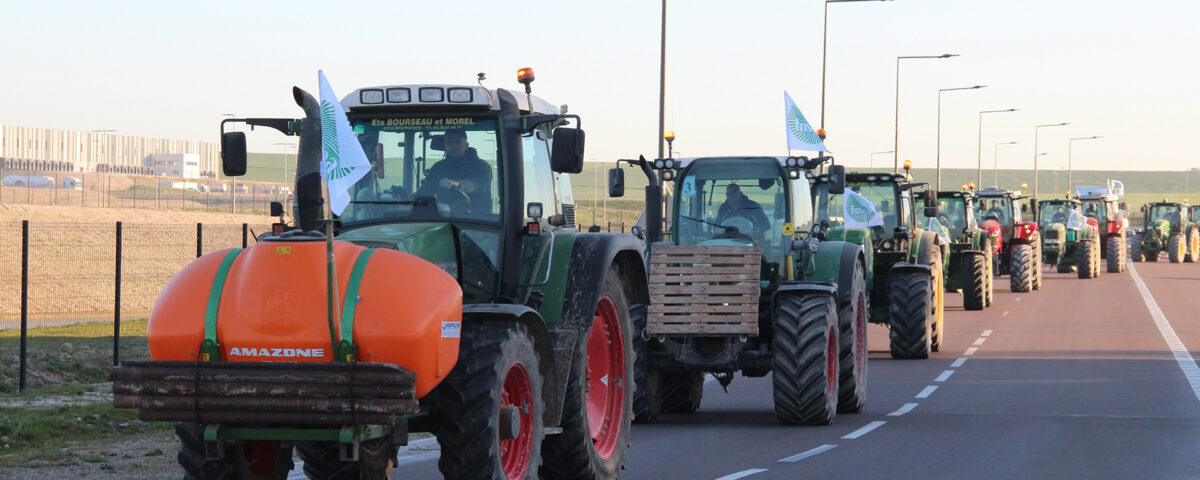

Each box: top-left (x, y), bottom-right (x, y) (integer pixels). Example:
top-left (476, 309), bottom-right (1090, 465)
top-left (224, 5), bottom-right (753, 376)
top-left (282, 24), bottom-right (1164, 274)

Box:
top-left (344, 260), bottom-right (1200, 479)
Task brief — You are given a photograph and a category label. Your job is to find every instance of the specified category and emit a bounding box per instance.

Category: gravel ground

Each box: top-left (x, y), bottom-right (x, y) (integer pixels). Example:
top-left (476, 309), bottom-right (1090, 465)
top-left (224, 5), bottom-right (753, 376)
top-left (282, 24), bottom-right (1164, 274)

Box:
top-left (1, 431), bottom-right (178, 480)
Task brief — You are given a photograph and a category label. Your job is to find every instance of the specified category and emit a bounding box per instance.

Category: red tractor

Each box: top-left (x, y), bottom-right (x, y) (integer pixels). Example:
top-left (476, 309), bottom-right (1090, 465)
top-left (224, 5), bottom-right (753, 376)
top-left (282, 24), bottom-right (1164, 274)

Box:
top-left (1075, 181), bottom-right (1129, 272)
top-left (973, 187), bottom-right (1041, 293)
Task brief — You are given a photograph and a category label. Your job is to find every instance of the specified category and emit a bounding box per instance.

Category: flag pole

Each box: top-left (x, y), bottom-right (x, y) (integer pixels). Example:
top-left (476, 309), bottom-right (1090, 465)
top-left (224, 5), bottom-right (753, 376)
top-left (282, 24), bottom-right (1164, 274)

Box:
top-left (322, 181), bottom-right (342, 357)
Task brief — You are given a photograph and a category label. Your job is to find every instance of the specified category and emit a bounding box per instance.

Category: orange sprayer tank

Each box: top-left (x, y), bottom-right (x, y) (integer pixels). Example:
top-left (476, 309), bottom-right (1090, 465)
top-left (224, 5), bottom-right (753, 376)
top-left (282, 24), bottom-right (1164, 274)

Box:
top-left (147, 239), bottom-right (462, 398)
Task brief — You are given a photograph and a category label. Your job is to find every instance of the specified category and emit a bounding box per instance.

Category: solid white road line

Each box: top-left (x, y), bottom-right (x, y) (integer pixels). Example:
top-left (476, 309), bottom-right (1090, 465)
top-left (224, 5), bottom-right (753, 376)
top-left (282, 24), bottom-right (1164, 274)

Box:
top-left (963, 347), bottom-right (978, 356)
top-left (982, 329), bottom-right (993, 336)
top-left (951, 358), bottom-right (967, 368)
top-left (842, 421), bottom-right (886, 439)
top-left (779, 444), bottom-right (838, 463)
top-left (1002, 311), bottom-right (1009, 317)
top-left (888, 403), bottom-right (919, 416)
top-left (715, 468), bottom-right (769, 479)
top-left (916, 386), bottom-right (938, 398)
top-left (1128, 263), bottom-right (1200, 404)
top-left (973, 337), bottom-right (987, 346)
top-left (935, 370), bottom-right (955, 382)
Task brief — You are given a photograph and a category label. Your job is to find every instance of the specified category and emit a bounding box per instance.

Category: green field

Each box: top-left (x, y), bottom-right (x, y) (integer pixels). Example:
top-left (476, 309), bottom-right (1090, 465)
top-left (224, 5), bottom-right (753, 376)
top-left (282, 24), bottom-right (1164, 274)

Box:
top-left (235, 153), bottom-right (1195, 229)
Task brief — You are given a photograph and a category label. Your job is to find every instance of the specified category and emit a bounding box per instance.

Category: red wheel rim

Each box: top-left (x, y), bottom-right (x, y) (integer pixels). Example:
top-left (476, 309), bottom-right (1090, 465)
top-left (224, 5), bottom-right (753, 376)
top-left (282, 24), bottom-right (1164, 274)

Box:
top-left (588, 295), bottom-right (625, 458)
top-left (826, 325), bottom-right (837, 397)
top-left (500, 363), bottom-right (534, 479)
top-left (854, 293), bottom-right (867, 375)
top-left (242, 441), bottom-right (282, 479)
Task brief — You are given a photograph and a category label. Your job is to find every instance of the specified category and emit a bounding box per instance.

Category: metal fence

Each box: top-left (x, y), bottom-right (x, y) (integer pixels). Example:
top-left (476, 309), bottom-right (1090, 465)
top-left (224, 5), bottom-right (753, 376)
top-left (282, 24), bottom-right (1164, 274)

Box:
top-left (0, 221), bottom-right (269, 392)
top-left (0, 171), bottom-right (289, 215)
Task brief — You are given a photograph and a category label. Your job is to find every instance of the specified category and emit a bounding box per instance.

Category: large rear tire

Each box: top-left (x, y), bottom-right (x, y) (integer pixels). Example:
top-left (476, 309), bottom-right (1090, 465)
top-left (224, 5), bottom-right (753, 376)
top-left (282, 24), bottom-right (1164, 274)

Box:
top-left (772, 292), bottom-right (838, 425)
top-left (1078, 239), bottom-right (1096, 279)
top-left (836, 260), bottom-right (868, 414)
top-left (963, 254), bottom-right (987, 311)
top-left (1032, 240), bottom-right (1043, 291)
top-left (1131, 234), bottom-right (1144, 262)
top-left (629, 305), bottom-right (658, 424)
top-left (984, 241), bottom-right (994, 307)
top-left (888, 272), bottom-right (932, 360)
top-left (541, 267), bottom-right (634, 480)
top-left (1187, 228), bottom-right (1199, 263)
top-left (176, 422), bottom-right (294, 480)
top-left (1009, 244), bottom-right (1034, 293)
top-left (1106, 236), bottom-right (1123, 272)
top-left (433, 322), bottom-right (544, 480)
top-left (929, 251), bottom-right (945, 353)
top-left (1169, 234), bottom-right (1185, 263)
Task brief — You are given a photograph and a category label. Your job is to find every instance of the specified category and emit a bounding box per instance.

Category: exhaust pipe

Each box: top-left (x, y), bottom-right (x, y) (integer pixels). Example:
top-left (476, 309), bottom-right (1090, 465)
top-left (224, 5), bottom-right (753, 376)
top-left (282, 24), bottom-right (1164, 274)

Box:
top-left (292, 87), bottom-right (325, 232)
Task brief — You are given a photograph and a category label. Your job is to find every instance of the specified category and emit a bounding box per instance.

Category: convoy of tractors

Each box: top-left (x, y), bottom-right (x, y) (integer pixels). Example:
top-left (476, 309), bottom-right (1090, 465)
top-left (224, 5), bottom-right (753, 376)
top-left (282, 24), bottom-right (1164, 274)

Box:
top-left (108, 71), bottom-right (1166, 479)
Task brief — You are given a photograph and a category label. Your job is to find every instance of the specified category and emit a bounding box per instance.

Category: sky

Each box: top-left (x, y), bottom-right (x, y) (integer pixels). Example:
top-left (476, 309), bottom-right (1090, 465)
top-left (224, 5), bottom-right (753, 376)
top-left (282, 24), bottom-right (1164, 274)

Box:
top-left (2, 0), bottom-right (1198, 173)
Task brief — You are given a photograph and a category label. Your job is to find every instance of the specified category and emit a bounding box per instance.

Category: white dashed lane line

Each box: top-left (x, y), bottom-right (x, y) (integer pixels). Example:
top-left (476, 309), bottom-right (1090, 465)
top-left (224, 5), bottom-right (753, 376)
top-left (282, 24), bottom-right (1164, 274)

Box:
top-left (951, 358), bottom-right (967, 368)
top-left (715, 468), bottom-right (769, 480)
top-left (1015, 296), bottom-right (1022, 302)
top-left (842, 421), bottom-right (886, 439)
top-left (973, 337), bottom-right (987, 346)
top-left (963, 347), bottom-right (978, 356)
top-left (888, 402), bottom-right (919, 416)
top-left (916, 386), bottom-right (938, 398)
top-left (934, 370), bottom-right (955, 382)
top-left (982, 329), bottom-right (993, 336)
top-left (1002, 311), bottom-right (1009, 316)
top-left (779, 444), bottom-right (838, 463)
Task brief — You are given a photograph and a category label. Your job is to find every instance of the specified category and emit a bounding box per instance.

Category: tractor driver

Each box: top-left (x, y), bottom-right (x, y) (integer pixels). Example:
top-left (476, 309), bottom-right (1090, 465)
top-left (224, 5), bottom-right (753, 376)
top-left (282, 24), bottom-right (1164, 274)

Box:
top-left (985, 200), bottom-right (1007, 223)
top-left (715, 183), bottom-right (770, 235)
top-left (417, 129), bottom-right (492, 217)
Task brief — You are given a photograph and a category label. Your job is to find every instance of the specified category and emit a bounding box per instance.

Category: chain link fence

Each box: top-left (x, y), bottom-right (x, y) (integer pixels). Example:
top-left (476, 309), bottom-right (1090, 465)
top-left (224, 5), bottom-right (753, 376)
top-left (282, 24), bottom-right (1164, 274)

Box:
top-left (0, 221), bottom-right (269, 392)
top-left (0, 172), bottom-right (289, 215)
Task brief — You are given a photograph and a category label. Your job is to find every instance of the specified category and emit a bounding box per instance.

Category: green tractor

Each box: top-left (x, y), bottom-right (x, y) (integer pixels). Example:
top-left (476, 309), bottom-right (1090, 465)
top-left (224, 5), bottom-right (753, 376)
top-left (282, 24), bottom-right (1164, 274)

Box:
top-left (1132, 201), bottom-right (1199, 263)
top-left (973, 187), bottom-right (1042, 292)
top-left (810, 171), bottom-right (946, 360)
top-left (113, 72), bottom-right (647, 479)
top-left (918, 189), bottom-right (994, 310)
top-left (1037, 199), bottom-right (1101, 279)
top-left (1076, 180), bottom-right (1129, 272)
top-left (610, 156), bottom-right (869, 425)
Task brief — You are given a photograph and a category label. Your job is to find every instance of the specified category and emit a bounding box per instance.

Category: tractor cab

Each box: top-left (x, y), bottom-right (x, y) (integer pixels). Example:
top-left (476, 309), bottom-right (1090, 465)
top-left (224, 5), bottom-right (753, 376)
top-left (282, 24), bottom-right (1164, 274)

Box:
top-left (1145, 202), bottom-right (1187, 234)
top-left (1191, 205), bottom-right (1200, 224)
top-left (919, 190), bottom-right (981, 242)
top-left (1038, 198), bottom-right (1088, 246)
top-left (813, 172), bottom-right (917, 248)
top-left (973, 187), bottom-right (1036, 244)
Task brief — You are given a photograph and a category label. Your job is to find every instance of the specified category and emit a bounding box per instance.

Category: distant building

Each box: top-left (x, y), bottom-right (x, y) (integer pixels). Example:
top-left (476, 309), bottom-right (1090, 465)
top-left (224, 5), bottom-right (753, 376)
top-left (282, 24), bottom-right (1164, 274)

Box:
top-left (146, 153), bottom-right (201, 178)
top-left (0, 124), bottom-right (219, 176)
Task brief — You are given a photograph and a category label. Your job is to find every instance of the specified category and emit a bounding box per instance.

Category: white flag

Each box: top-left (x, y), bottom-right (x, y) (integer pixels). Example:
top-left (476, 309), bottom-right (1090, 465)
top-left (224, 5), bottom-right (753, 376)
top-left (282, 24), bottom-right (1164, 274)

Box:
top-left (784, 91), bottom-right (830, 152)
top-left (843, 189), bottom-right (884, 228)
top-left (927, 217), bottom-right (951, 244)
top-left (1067, 209), bottom-right (1086, 231)
top-left (318, 70), bottom-right (371, 216)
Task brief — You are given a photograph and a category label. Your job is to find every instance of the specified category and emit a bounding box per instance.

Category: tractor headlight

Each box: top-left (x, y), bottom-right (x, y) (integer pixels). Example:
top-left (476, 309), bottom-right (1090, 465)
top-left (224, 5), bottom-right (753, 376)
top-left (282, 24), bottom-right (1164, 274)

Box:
top-left (809, 238), bottom-right (821, 252)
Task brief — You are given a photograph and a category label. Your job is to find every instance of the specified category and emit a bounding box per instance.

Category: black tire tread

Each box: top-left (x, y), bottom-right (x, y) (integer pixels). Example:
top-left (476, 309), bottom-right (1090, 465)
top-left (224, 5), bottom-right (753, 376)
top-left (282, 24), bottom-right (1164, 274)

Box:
top-left (772, 293), bottom-right (838, 425)
top-left (836, 260), bottom-right (867, 414)
top-left (1009, 244), bottom-right (1034, 293)
top-left (888, 272), bottom-right (932, 359)
top-left (963, 254), bottom-right (987, 311)
top-left (1169, 234), bottom-right (1184, 263)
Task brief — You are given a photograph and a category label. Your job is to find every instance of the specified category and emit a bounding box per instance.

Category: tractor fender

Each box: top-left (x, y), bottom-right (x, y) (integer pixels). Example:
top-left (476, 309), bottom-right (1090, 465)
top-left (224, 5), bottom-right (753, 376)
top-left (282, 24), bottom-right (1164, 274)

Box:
top-left (912, 230), bottom-right (940, 265)
top-left (546, 233), bottom-right (647, 426)
top-left (772, 282), bottom-right (838, 304)
top-left (462, 304), bottom-right (557, 427)
top-left (889, 262), bottom-right (932, 277)
top-left (804, 240), bottom-right (865, 306)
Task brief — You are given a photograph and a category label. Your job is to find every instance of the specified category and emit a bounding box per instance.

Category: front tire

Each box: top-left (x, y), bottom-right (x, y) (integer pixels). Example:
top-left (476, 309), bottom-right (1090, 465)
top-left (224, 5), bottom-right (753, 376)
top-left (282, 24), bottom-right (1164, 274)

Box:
top-left (1009, 244), bottom-right (1034, 293)
top-left (1187, 228), bottom-right (1199, 263)
top-left (541, 267), bottom-right (634, 479)
top-left (772, 292), bottom-right (839, 425)
top-left (176, 422), bottom-right (294, 480)
top-left (433, 322), bottom-right (544, 480)
top-left (1078, 239), bottom-right (1097, 279)
top-left (1032, 240), bottom-right (1044, 290)
top-left (1106, 236), bottom-right (1123, 272)
top-left (629, 305), bottom-right (658, 424)
top-left (1169, 234), bottom-right (1185, 263)
top-left (963, 254), bottom-right (987, 311)
top-left (889, 272), bottom-right (932, 360)
top-left (1131, 234), bottom-right (1144, 262)
top-left (836, 260), bottom-right (868, 414)
top-left (296, 437), bottom-right (396, 480)
top-left (658, 371), bottom-right (704, 414)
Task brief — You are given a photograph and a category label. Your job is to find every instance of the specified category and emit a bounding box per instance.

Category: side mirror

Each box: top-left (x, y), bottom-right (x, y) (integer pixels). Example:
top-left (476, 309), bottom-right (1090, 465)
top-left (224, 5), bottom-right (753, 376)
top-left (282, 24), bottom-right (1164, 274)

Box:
top-left (269, 201), bottom-right (284, 217)
top-left (1119, 201), bottom-right (1127, 210)
top-left (925, 190), bottom-right (938, 208)
top-left (221, 132), bottom-right (247, 177)
top-left (1021, 203), bottom-right (1029, 213)
top-left (1140, 205), bottom-right (1147, 213)
top-left (608, 167), bottom-right (625, 198)
top-left (827, 164), bottom-right (846, 195)
top-left (550, 128), bottom-right (585, 174)
top-left (923, 206), bottom-right (938, 218)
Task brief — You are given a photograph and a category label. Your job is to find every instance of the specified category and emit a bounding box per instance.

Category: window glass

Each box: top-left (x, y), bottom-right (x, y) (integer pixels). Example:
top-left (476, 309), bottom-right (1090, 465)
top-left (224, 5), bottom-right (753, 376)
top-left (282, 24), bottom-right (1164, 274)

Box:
top-left (978, 197), bottom-right (1013, 225)
top-left (675, 159), bottom-right (786, 254)
top-left (814, 180), bottom-right (900, 239)
top-left (521, 128), bottom-right (557, 221)
top-left (921, 196), bottom-right (968, 232)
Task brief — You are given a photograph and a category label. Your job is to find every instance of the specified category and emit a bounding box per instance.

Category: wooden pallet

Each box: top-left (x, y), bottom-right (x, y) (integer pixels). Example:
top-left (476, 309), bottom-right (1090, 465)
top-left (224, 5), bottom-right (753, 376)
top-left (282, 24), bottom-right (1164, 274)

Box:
top-left (647, 245), bottom-right (762, 336)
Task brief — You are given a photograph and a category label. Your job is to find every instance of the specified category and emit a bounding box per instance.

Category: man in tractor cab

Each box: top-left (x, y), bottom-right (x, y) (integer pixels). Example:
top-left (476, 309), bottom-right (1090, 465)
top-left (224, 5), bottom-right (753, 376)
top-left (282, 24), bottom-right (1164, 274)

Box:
top-left (716, 183), bottom-right (770, 235)
top-left (416, 129), bottom-right (492, 217)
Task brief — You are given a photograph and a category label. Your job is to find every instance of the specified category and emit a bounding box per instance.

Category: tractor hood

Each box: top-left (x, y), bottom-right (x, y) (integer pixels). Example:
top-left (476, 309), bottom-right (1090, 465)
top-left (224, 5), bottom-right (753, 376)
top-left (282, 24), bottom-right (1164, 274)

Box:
top-left (337, 223), bottom-right (460, 276)
top-left (1150, 219), bottom-right (1171, 236)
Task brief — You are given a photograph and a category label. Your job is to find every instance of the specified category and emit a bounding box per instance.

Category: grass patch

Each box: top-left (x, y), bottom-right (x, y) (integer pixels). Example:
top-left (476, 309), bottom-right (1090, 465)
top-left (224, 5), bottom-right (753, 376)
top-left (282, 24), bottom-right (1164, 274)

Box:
top-left (0, 401), bottom-right (170, 467)
top-left (0, 319), bottom-right (148, 393)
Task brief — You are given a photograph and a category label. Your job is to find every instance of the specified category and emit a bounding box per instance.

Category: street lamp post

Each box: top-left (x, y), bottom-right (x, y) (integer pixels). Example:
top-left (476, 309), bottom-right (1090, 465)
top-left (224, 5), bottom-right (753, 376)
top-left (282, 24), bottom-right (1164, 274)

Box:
top-left (820, 0), bottom-right (892, 151)
top-left (993, 141), bottom-right (1019, 187)
top-left (977, 108), bottom-right (1019, 187)
top-left (895, 54), bottom-right (958, 172)
top-left (657, 0), bottom-right (667, 162)
top-left (870, 150), bottom-right (894, 170)
top-left (937, 85), bottom-right (986, 189)
top-left (1033, 122), bottom-right (1069, 200)
top-left (274, 142), bottom-right (295, 185)
top-left (1068, 136), bottom-right (1102, 192)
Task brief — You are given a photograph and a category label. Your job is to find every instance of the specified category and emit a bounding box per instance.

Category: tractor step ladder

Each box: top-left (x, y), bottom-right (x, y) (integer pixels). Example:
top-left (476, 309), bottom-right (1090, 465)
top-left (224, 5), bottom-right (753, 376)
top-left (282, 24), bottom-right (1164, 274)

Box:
top-left (647, 245), bottom-right (761, 336)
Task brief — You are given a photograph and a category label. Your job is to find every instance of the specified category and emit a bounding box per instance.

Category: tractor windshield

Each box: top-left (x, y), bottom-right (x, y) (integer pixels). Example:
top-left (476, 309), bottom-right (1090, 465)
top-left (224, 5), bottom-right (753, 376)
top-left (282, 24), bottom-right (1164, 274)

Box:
top-left (1039, 202), bottom-right (1075, 225)
top-left (1081, 200), bottom-right (1106, 220)
top-left (978, 197), bottom-right (1013, 225)
top-left (1150, 205), bottom-right (1181, 226)
top-left (340, 115), bottom-right (502, 225)
top-left (814, 180), bottom-right (901, 240)
top-left (1191, 207), bottom-right (1200, 223)
top-left (921, 196), bottom-right (969, 233)
top-left (675, 158), bottom-right (789, 260)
